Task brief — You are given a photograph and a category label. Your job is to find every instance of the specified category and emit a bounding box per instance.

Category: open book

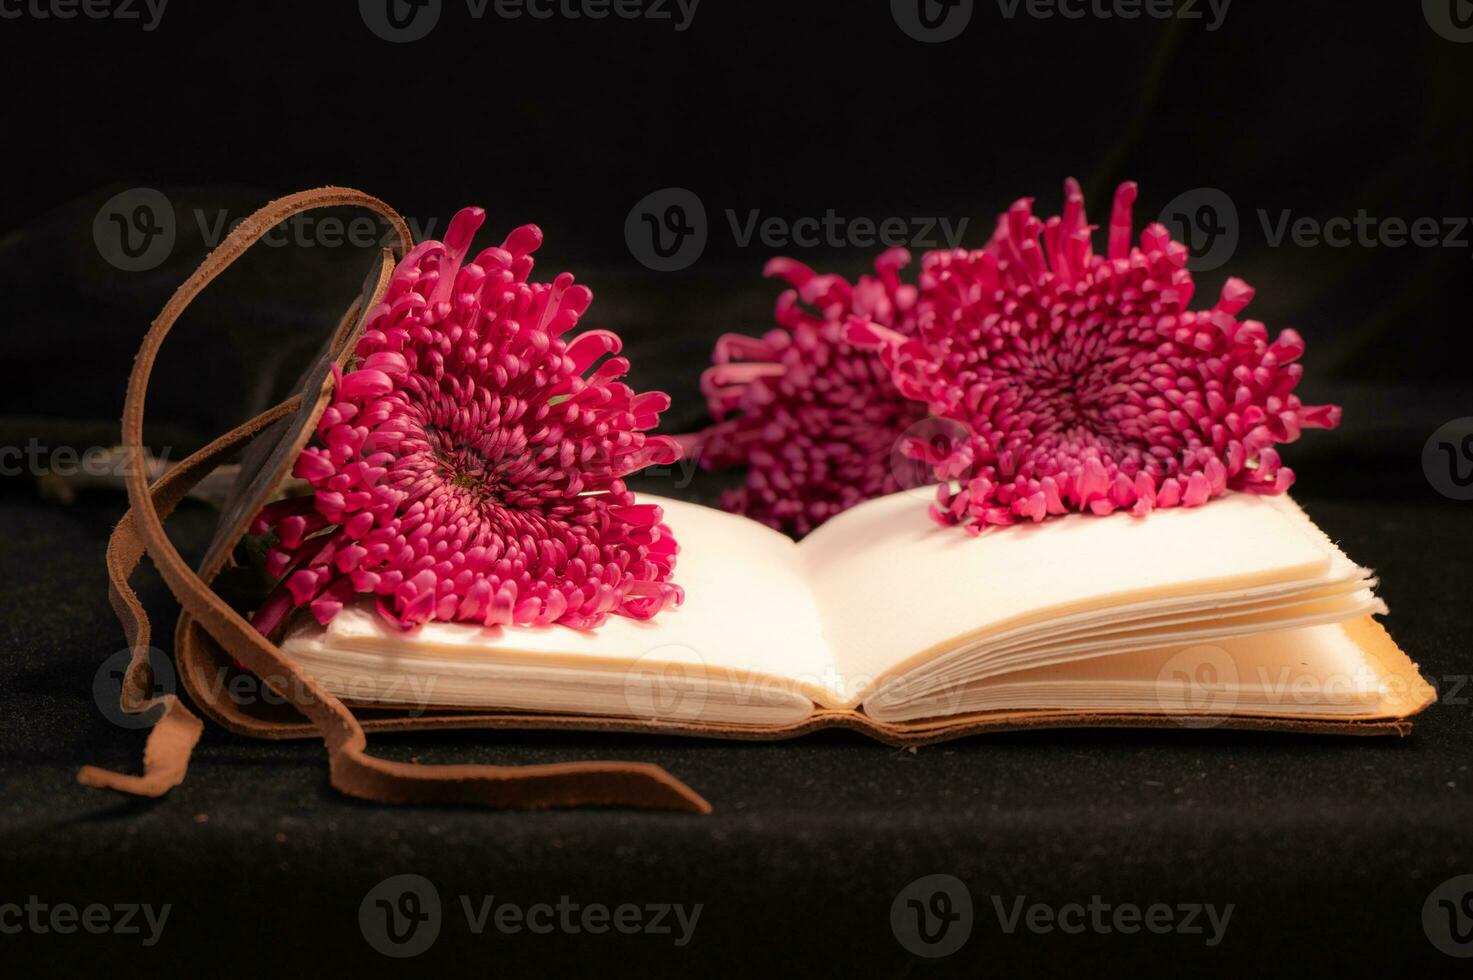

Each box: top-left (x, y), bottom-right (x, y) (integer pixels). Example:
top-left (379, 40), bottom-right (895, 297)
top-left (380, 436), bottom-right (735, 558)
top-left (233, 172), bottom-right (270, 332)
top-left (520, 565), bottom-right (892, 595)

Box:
top-left (280, 491), bottom-right (1434, 734)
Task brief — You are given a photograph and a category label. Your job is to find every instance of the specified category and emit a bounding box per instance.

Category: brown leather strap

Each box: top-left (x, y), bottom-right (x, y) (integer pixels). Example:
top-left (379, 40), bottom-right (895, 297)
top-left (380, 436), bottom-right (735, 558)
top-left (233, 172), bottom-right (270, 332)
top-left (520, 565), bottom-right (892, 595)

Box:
top-left (79, 396), bottom-right (302, 796)
top-left (80, 187), bottom-right (711, 813)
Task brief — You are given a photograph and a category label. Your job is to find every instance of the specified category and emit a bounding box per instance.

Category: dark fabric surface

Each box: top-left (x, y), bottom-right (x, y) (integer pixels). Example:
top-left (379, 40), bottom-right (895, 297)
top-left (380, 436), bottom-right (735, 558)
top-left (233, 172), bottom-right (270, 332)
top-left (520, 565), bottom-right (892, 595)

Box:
top-left (3, 476), bottom-right (1472, 976)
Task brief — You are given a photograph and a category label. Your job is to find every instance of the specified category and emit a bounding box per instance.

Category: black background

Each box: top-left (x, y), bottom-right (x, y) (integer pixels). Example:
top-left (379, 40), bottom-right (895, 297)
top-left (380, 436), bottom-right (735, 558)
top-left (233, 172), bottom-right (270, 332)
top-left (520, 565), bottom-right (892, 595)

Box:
top-left (3, 1), bottom-right (1473, 976)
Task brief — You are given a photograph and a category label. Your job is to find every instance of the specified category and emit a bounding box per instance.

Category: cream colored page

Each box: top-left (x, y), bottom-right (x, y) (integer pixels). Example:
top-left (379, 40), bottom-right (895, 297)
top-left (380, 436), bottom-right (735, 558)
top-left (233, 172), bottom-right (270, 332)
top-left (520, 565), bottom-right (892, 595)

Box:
top-left (318, 494), bottom-right (844, 705)
top-left (799, 490), bottom-right (1340, 706)
top-left (868, 622), bottom-right (1388, 721)
top-left (983, 621), bottom-right (1383, 707)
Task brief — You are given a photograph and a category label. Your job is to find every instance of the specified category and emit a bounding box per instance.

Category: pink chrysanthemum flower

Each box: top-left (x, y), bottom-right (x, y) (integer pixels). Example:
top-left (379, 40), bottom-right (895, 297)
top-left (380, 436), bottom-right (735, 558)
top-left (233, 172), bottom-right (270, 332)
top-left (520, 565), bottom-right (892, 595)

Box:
top-left (249, 207), bottom-right (683, 633)
top-left (696, 251), bottom-right (930, 536)
top-left (847, 179), bottom-right (1342, 532)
